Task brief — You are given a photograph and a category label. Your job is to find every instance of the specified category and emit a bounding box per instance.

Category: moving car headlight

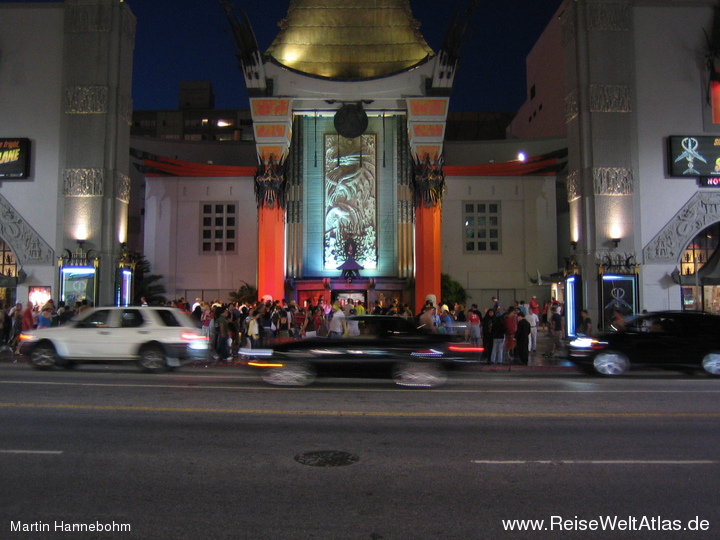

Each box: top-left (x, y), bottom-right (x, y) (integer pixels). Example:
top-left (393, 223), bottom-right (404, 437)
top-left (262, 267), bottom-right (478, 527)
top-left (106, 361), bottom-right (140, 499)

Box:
top-left (569, 337), bottom-right (607, 349)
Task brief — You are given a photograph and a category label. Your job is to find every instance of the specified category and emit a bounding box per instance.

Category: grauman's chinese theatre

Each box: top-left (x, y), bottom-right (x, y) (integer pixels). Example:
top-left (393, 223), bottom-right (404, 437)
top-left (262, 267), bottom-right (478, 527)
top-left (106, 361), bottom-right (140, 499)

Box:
top-left (227, 0), bottom-right (471, 310)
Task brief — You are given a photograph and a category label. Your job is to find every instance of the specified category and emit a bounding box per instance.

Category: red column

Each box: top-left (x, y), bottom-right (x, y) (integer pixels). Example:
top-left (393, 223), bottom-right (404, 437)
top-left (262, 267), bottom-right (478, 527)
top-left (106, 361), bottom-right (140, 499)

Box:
top-left (257, 206), bottom-right (285, 302)
top-left (415, 204), bottom-right (441, 314)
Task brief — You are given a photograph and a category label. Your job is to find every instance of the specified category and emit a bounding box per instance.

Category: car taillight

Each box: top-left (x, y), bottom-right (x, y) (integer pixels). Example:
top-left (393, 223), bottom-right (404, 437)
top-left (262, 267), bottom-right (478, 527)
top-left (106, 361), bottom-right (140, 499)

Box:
top-left (449, 344), bottom-right (484, 353)
top-left (181, 331), bottom-right (207, 342)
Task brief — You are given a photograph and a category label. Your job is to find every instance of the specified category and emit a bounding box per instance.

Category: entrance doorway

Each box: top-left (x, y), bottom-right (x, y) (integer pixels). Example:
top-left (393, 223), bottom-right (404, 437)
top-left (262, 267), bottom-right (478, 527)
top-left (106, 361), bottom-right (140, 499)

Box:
top-left (0, 238), bottom-right (18, 307)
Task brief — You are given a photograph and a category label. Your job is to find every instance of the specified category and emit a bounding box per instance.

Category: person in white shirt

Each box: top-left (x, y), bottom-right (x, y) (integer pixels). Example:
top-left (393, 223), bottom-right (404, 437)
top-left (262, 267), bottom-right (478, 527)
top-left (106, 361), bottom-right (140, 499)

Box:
top-left (526, 310), bottom-right (540, 353)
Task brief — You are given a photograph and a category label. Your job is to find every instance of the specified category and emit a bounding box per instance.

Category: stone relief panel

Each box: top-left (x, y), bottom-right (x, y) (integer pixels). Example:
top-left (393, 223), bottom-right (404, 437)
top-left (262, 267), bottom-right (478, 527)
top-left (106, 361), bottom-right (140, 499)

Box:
top-left (567, 169), bottom-right (582, 202)
top-left (119, 92), bottom-right (133, 126)
top-left (64, 168), bottom-right (105, 197)
top-left (586, 2), bottom-right (631, 32)
top-left (644, 192), bottom-right (720, 263)
top-left (66, 4), bottom-right (112, 33)
top-left (65, 86), bottom-right (109, 114)
top-left (565, 88), bottom-right (579, 124)
top-left (115, 172), bottom-right (130, 204)
top-left (589, 85), bottom-right (632, 113)
top-left (0, 193), bottom-right (54, 266)
top-left (593, 167), bottom-right (634, 196)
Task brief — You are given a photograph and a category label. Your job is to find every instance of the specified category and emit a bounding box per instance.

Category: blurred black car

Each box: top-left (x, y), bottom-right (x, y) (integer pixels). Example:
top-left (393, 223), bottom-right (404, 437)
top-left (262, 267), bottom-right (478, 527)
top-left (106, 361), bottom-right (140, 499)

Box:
top-left (568, 310), bottom-right (720, 376)
top-left (242, 315), bottom-right (484, 387)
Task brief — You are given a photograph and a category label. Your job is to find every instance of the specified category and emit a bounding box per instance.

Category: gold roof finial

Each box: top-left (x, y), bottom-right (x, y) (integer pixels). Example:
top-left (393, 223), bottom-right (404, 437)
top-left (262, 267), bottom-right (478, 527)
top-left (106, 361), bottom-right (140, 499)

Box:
top-left (265, 0), bottom-right (435, 79)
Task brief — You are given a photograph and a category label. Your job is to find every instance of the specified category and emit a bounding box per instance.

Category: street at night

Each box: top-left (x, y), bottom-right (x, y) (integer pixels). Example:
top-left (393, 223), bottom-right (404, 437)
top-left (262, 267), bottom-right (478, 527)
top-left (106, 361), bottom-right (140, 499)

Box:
top-left (1, 362), bottom-right (717, 539)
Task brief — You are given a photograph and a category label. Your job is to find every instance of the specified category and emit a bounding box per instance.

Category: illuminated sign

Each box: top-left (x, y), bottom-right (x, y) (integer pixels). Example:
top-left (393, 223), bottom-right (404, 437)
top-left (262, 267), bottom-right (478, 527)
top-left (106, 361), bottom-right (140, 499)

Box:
top-left (0, 138), bottom-right (31, 179)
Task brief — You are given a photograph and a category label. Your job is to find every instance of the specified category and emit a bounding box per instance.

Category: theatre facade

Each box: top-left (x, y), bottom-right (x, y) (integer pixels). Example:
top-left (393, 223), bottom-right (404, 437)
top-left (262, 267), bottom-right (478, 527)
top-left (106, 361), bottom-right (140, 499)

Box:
top-left (7, 0), bottom-right (720, 332)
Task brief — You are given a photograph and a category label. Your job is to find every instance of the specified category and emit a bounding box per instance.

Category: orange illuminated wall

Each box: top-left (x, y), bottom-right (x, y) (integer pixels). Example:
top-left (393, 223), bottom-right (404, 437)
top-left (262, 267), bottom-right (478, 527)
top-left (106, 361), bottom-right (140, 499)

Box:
top-left (257, 206), bottom-right (285, 302)
top-left (414, 204), bottom-right (442, 314)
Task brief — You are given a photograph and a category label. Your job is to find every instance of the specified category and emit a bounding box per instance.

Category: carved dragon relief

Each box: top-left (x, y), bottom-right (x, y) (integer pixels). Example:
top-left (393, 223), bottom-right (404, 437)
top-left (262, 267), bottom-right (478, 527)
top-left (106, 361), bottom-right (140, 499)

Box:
top-left (0, 193), bottom-right (54, 266)
top-left (644, 192), bottom-right (720, 263)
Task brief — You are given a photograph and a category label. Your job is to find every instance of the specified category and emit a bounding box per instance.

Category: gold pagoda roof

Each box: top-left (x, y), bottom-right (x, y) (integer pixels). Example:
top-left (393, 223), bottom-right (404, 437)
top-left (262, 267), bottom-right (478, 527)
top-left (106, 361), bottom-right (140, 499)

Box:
top-left (265, 0), bottom-right (435, 80)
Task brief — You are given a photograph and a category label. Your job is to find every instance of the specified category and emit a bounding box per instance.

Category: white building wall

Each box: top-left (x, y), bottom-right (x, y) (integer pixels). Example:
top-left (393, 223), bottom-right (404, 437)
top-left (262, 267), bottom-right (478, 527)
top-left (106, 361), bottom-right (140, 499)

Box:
top-left (634, 4), bottom-right (716, 310)
top-left (0, 5), bottom-right (65, 300)
top-left (442, 175), bottom-right (558, 310)
top-left (144, 176), bottom-right (258, 302)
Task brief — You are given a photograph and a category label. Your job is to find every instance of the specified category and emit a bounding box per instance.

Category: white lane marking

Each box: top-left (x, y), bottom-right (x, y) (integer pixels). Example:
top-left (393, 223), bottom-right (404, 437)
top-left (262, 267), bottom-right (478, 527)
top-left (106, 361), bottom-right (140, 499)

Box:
top-left (472, 460), bottom-right (719, 465)
top-left (0, 449), bottom-right (63, 455)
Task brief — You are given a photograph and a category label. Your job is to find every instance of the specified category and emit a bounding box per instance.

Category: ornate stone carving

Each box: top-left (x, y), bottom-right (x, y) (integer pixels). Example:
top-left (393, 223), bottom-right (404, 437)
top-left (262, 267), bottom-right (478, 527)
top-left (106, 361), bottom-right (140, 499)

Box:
top-left (411, 155), bottom-right (446, 208)
top-left (397, 200), bottom-right (414, 224)
top-left (66, 4), bottom-right (112, 33)
top-left (589, 85), bottom-right (632, 113)
top-left (286, 200), bottom-right (301, 224)
top-left (593, 167), bottom-right (634, 196)
top-left (254, 156), bottom-right (287, 209)
top-left (567, 169), bottom-right (582, 202)
top-left (64, 168), bottom-right (105, 197)
top-left (115, 172), bottom-right (130, 204)
top-left (119, 92), bottom-right (133, 126)
top-left (565, 88), bottom-right (579, 124)
top-left (65, 86), bottom-right (108, 114)
top-left (587, 3), bottom-right (631, 32)
top-left (644, 192), bottom-right (720, 263)
top-left (0, 193), bottom-right (54, 266)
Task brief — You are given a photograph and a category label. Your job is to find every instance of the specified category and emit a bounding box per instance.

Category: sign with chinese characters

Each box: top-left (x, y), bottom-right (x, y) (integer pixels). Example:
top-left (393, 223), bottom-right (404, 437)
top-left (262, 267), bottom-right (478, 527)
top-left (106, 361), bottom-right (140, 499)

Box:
top-left (0, 138), bottom-right (31, 179)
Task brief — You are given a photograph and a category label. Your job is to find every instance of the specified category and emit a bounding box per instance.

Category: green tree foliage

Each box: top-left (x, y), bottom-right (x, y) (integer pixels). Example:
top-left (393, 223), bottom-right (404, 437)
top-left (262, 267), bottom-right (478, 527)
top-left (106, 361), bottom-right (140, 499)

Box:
top-left (441, 273), bottom-right (469, 307)
top-left (229, 281), bottom-right (258, 304)
top-left (131, 253), bottom-right (166, 305)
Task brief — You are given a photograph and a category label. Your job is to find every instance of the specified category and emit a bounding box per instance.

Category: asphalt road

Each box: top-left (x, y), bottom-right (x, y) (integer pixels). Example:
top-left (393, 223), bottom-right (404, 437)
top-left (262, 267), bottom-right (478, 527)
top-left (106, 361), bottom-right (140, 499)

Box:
top-left (0, 362), bottom-right (718, 539)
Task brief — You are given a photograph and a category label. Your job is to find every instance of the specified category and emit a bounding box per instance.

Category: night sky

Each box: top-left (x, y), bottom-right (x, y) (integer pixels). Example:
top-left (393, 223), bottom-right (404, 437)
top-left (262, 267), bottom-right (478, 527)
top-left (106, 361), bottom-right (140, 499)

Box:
top-left (13, 0), bottom-right (565, 113)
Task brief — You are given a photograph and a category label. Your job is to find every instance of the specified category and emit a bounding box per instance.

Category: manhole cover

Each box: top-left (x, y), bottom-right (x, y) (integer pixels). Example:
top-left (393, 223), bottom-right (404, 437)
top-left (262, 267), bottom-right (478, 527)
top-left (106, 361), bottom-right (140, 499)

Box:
top-left (294, 450), bottom-right (360, 467)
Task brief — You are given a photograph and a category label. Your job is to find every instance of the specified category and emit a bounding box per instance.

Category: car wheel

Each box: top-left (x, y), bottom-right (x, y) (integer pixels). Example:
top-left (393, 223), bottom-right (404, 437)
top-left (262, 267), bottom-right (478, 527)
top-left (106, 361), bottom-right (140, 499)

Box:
top-left (30, 342), bottom-right (58, 370)
top-left (393, 362), bottom-right (448, 388)
top-left (137, 345), bottom-right (168, 373)
top-left (701, 352), bottom-right (720, 376)
top-left (261, 363), bottom-right (316, 386)
top-left (593, 351), bottom-right (630, 376)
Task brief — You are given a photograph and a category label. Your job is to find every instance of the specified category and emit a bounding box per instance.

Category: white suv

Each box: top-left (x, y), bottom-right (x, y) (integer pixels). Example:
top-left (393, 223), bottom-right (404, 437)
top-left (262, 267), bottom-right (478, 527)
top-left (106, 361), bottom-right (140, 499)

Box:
top-left (19, 306), bottom-right (209, 372)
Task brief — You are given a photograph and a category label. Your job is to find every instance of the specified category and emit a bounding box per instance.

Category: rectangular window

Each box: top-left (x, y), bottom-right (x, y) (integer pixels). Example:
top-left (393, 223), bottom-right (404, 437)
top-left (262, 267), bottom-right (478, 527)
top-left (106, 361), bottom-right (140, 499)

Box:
top-left (463, 201), bottom-right (501, 254)
top-left (200, 203), bottom-right (237, 253)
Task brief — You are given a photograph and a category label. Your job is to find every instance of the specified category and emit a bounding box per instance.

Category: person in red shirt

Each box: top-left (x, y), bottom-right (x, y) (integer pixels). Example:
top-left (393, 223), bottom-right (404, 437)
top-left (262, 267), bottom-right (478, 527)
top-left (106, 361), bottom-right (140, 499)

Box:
top-left (466, 304), bottom-right (481, 345)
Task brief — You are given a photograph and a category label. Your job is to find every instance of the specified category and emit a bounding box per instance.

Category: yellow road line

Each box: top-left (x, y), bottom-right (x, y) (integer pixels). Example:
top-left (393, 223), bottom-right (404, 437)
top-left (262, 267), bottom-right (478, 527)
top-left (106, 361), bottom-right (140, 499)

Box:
top-left (0, 402), bottom-right (718, 418)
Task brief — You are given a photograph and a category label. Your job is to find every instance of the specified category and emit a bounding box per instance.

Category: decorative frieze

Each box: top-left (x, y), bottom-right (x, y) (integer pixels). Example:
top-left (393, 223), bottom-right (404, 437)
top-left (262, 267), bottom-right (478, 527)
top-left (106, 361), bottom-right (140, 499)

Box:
top-left (65, 86), bottom-right (109, 114)
top-left (644, 192), bottom-right (720, 263)
top-left (589, 85), bottom-right (632, 113)
top-left (115, 172), bottom-right (130, 204)
top-left (0, 193), bottom-right (54, 266)
top-left (66, 4), bottom-right (112, 33)
top-left (567, 169), bottom-right (582, 202)
top-left (398, 200), bottom-right (414, 224)
top-left (286, 200), bottom-right (302, 224)
top-left (593, 167), bottom-right (634, 196)
top-left (63, 168), bottom-right (105, 197)
top-left (586, 3), bottom-right (631, 32)
top-left (565, 89), bottom-right (579, 124)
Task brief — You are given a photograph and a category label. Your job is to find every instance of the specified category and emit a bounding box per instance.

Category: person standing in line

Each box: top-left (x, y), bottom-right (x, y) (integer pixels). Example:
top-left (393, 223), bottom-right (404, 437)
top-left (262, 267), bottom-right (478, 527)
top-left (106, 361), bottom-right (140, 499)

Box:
top-left (546, 306), bottom-right (565, 358)
top-left (578, 310), bottom-right (593, 336)
top-left (490, 310), bottom-right (506, 364)
top-left (503, 306), bottom-right (518, 362)
top-left (466, 304), bottom-right (481, 345)
top-left (526, 308), bottom-right (540, 353)
top-left (481, 308), bottom-right (495, 361)
top-left (515, 311), bottom-right (531, 365)
top-left (327, 302), bottom-right (347, 338)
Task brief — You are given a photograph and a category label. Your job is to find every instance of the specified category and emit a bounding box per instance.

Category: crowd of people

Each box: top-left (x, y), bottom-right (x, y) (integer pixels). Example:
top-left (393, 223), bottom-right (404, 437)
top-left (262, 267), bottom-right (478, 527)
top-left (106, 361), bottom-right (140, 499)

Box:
top-left (0, 294), bottom-right (569, 365)
top-left (0, 299), bottom-right (88, 354)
